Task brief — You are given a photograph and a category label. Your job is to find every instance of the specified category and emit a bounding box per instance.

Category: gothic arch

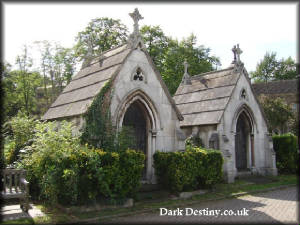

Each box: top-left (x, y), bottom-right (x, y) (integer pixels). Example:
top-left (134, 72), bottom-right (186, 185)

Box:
top-left (114, 88), bottom-right (161, 131)
top-left (232, 103), bottom-right (256, 170)
top-left (114, 89), bottom-right (161, 182)
top-left (231, 103), bottom-right (257, 134)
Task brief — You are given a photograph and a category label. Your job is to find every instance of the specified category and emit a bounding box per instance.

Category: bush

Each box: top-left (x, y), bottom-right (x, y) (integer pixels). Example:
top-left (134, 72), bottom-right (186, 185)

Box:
top-left (21, 121), bottom-right (145, 205)
top-left (153, 147), bottom-right (223, 193)
top-left (4, 112), bottom-right (38, 164)
top-left (273, 133), bottom-right (299, 174)
top-left (97, 149), bottom-right (145, 199)
top-left (21, 121), bottom-right (98, 204)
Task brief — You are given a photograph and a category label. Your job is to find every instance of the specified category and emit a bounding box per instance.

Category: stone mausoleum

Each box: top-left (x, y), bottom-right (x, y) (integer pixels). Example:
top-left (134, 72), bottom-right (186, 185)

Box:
top-left (43, 9), bottom-right (277, 183)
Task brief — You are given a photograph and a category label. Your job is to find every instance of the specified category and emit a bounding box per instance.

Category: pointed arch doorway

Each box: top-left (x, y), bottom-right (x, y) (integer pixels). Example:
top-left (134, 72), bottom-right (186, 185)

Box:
top-left (122, 100), bottom-right (151, 180)
top-left (235, 111), bottom-right (255, 171)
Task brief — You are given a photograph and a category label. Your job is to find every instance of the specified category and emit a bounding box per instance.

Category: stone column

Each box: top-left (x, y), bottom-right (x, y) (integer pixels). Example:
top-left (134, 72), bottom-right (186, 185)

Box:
top-left (150, 130), bottom-right (157, 184)
top-left (268, 134), bottom-right (278, 176)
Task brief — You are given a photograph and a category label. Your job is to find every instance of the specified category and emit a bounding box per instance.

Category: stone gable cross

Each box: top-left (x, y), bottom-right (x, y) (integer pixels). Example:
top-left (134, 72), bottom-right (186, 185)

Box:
top-left (236, 44), bottom-right (243, 63)
top-left (232, 44), bottom-right (243, 64)
top-left (232, 45), bottom-right (237, 63)
top-left (129, 8), bottom-right (144, 35)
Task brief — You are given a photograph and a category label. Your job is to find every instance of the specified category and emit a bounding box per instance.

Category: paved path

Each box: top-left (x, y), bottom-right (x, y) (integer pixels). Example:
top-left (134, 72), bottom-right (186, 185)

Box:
top-left (105, 187), bottom-right (299, 224)
top-left (1, 203), bottom-right (45, 222)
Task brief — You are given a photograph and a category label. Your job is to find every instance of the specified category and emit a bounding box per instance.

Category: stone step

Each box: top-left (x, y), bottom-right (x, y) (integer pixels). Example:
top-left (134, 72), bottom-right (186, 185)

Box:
top-left (236, 170), bottom-right (252, 178)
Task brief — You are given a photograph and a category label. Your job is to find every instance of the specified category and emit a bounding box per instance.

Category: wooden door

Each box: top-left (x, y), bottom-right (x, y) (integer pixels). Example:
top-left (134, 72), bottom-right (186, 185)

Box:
top-left (235, 115), bottom-right (248, 170)
top-left (123, 102), bottom-right (147, 179)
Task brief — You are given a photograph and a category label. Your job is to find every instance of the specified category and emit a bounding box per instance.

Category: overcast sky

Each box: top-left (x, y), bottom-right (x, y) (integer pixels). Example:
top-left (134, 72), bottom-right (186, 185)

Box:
top-left (3, 2), bottom-right (298, 73)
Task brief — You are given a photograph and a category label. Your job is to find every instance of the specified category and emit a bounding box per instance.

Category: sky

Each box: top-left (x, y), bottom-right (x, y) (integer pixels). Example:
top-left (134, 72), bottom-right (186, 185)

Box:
top-left (3, 2), bottom-right (298, 73)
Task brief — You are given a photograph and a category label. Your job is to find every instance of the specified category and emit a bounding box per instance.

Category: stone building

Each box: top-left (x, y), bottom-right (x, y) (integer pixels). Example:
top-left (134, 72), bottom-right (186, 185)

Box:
top-left (43, 9), bottom-right (277, 183)
top-left (252, 79), bottom-right (299, 134)
top-left (174, 45), bottom-right (277, 182)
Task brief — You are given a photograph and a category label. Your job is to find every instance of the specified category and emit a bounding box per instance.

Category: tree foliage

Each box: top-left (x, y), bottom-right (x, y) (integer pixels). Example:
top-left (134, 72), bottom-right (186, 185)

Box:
top-left (15, 45), bottom-right (43, 115)
top-left (3, 46), bottom-right (43, 118)
top-left (141, 27), bottom-right (220, 95)
top-left (161, 34), bottom-right (220, 95)
top-left (261, 96), bottom-right (295, 133)
top-left (140, 25), bottom-right (170, 72)
top-left (74, 17), bottom-right (128, 61)
top-left (35, 41), bottom-right (76, 105)
top-left (251, 52), bottom-right (298, 83)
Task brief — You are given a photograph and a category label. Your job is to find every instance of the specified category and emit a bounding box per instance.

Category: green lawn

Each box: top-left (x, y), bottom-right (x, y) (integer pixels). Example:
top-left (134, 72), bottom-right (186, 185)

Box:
top-left (1, 174), bottom-right (297, 224)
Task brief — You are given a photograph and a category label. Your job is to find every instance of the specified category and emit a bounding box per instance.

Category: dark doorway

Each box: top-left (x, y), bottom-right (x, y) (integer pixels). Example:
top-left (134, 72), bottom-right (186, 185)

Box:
top-left (123, 101), bottom-right (147, 179)
top-left (235, 112), bottom-right (251, 171)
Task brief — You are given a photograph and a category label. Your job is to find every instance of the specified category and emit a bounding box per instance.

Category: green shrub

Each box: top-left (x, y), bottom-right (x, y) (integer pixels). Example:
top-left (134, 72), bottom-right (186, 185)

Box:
top-left (21, 121), bottom-right (101, 205)
top-left (273, 133), bottom-right (299, 174)
top-left (97, 149), bottom-right (145, 199)
top-left (153, 147), bottom-right (223, 193)
top-left (4, 111), bottom-right (38, 164)
top-left (4, 138), bottom-right (16, 166)
top-left (21, 120), bottom-right (145, 205)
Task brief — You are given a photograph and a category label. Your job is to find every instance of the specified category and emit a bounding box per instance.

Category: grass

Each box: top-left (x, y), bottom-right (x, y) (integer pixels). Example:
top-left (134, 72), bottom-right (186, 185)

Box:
top-left (1, 218), bottom-right (34, 225)
top-left (2, 174), bottom-right (297, 224)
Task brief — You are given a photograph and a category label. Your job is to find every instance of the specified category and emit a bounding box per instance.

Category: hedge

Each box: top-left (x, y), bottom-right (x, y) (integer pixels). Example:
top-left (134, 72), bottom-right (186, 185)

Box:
top-left (153, 147), bottom-right (223, 193)
top-left (21, 121), bottom-right (145, 205)
top-left (273, 133), bottom-right (299, 174)
top-left (96, 149), bottom-right (145, 199)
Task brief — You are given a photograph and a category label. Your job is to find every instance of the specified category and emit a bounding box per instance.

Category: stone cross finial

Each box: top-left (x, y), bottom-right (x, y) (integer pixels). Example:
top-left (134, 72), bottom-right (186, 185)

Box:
top-left (232, 44), bottom-right (243, 64)
top-left (129, 8), bottom-right (143, 35)
top-left (183, 59), bottom-right (189, 74)
top-left (232, 45), bottom-right (237, 63)
top-left (182, 59), bottom-right (191, 85)
top-left (236, 44), bottom-right (243, 63)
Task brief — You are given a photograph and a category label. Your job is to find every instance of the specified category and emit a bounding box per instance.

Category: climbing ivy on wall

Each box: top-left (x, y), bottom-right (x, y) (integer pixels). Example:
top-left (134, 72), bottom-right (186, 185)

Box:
top-left (80, 80), bottom-right (136, 152)
top-left (81, 80), bottom-right (115, 151)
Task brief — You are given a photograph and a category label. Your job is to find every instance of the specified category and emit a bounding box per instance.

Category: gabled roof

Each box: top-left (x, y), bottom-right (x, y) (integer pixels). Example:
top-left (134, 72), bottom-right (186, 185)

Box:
top-left (42, 43), bottom-right (183, 121)
top-left (252, 79), bottom-right (299, 95)
top-left (42, 44), bottom-right (131, 120)
top-left (173, 66), bottom-right (240, 127)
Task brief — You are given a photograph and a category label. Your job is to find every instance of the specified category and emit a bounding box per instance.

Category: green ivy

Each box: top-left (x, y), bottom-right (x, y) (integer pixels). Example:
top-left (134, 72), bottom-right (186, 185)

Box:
top-left (80, 80), bottom-right (115, 150)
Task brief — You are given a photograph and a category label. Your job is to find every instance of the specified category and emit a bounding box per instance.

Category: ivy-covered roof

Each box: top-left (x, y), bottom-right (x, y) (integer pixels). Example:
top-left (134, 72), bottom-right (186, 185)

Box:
top-left (42, 44), bottom-right (131, 120)
top-left (173, 66), bottom-right (240, 127)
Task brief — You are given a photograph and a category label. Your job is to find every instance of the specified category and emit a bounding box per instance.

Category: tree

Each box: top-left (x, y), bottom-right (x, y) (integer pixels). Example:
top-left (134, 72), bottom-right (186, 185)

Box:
top-left (162, 34), bottom-right (220, 95)
top-left (2, 63), bottom-right (23, 119)
top-left (53, 45), bottom-right (76, 91)
top-left (3, 46), bottom-right (43, 118)
top-left (15, 45), bottom-right (43, 116)
top-left (275, 56), bottom-right (298, 80)
top-left (35, 41), bottom-right (76, 106)
top-left (140, 25), bottom-right (170, 72)
top-left (250, 52), bottom-right (298, 83)
top-left (261, 96), bottom-right (295, 134)
top-left (74, 17), bottom-right (128, 61)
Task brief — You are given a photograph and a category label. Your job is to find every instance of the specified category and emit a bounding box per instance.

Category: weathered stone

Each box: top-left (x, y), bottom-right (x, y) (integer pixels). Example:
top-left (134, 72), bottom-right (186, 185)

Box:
top-left (123, 198), bottom-right (134, 208)
top-left (179, 190), bottom-right (207, 199)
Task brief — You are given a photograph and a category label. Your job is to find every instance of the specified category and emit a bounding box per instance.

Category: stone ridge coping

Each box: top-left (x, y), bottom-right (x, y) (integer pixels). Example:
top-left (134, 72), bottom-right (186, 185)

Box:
top-left (73, 184), bottom-right (296, 223)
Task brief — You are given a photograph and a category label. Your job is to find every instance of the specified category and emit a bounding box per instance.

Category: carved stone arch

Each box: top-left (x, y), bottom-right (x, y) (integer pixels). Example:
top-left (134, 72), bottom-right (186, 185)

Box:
top-left (114, 88), bottom-right (161, 131)
top-left (114, 88), bottom-right (160, 183)
top-left (232, 103), bottom-right (257, 170)
top-left (231, 103), bottom-right (257, 134)
top-left (130, 65), bottom-right (148, 83)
